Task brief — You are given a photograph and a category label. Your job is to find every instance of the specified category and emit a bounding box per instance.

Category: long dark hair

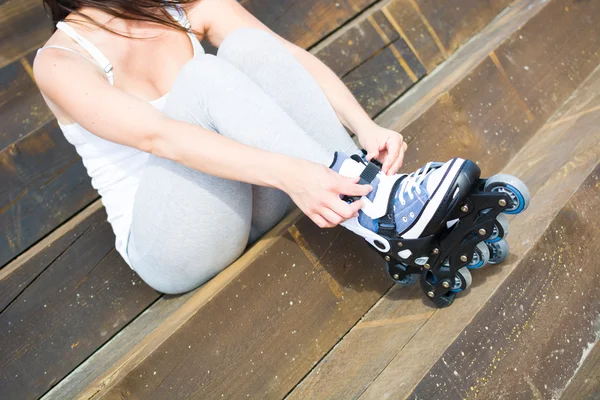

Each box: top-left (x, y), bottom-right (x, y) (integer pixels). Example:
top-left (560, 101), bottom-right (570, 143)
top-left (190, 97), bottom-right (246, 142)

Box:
top-left (42, 0), bottom-right (199, 35)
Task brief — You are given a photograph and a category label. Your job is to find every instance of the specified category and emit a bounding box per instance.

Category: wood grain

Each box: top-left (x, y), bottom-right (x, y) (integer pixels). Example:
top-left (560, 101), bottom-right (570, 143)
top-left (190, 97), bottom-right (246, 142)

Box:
top-left (77, 212), bottom-right (391, 399)
top-left (559, 341), bottom-right (600, 400)
top-left (377, 0), bottom-right (549, 133)
top-left (241, 0), bottom-right (377, 49)
top-left (0, 201), bottom-right (104, 312)
top-left (343, 44), bottom-right (421, 118)
top-left (0, 53), bottom-right (53, 151)
top-left (289, 5), bottom-right (600, 397)
top-left (0, 0), bottom-right (54, 69)
top-left (0, 120), bottom-right (97, 268)
top-left (360, 65), bottom-right (600, 400)
top-left (0, 217), bottom-right (159, 400)
top-left (410, 163), bottom-right (600, 400)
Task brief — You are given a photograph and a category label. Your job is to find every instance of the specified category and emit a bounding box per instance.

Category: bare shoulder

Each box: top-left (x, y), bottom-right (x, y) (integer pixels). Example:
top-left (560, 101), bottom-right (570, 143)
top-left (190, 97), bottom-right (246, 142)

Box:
top-left (33, 47), bottom-right (102, 96)
top-left (187, 0), bottom-right (271, 46)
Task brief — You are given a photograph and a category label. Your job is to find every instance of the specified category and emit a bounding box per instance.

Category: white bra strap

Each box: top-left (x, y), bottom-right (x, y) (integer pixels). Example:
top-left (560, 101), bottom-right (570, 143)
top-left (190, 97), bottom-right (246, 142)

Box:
top-left (56, 21), bottom-right (115, 85)
top-left (166, 5), bottom-right (192, 30)
top-left (37, 45), bottom-right (98, 65)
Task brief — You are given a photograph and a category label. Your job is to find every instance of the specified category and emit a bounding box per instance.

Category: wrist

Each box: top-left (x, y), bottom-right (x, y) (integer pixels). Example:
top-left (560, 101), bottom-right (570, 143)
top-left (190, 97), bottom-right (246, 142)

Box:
top-left (351, 118), bottom-right (378, 138)
top-left (265, 154), bottom-right (300, 192)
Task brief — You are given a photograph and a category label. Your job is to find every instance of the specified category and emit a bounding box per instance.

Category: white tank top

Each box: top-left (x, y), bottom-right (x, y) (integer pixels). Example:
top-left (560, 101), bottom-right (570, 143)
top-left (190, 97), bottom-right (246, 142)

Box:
top-left (37, 6), bottom-right (204, 267)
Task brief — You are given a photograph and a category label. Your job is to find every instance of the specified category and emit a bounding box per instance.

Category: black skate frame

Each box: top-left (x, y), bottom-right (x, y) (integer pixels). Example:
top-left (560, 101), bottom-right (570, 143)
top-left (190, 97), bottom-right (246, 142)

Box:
top-left (383, 181), bottom-right (510, 308)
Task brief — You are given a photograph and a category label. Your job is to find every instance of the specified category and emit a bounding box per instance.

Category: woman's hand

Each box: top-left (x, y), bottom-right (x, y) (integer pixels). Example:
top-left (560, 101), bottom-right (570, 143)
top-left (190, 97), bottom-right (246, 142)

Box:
top-left (358, 124), bottom-right (408, 175)
top-left (280, 160), bottom-right (373, 228)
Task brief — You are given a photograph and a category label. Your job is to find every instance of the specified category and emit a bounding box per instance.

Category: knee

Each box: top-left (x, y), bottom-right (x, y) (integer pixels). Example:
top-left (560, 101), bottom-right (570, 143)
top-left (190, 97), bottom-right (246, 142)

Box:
top-left (217, 28), bottom-right (281, 63)
top-left (177, 54), bottom-right (237, 90)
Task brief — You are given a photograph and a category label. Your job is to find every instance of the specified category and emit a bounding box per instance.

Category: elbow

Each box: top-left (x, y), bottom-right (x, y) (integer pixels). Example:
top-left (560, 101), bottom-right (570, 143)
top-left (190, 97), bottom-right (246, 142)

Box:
top-left (144, 118), bottom-right (176, 161)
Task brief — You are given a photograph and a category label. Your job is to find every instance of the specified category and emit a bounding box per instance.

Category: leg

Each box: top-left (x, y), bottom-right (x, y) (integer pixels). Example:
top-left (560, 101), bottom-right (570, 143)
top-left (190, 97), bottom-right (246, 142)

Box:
top-left (217, 28), bottom-right (359, 155)
top-left (128, 55), bottom-right (336, 293)
top-left (217, 28), bottom-right (360, 238)
top-left (128, 160), bottom-right (252, 294)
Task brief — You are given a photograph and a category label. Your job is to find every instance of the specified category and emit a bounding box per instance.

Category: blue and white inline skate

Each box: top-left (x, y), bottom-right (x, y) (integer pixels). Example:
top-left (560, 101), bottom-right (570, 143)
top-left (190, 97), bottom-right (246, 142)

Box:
top-left (331, 152), bottom-right (529, 308)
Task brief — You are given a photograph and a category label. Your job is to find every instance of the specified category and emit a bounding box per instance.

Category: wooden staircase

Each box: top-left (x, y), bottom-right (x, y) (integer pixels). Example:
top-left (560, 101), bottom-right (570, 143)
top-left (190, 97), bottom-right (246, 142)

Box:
top-left (1, 0), bottom-right (598, 399)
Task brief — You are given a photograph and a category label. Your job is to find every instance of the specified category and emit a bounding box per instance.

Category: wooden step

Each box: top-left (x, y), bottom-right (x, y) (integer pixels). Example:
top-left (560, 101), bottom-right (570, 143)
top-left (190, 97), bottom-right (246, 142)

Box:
top-left (0, 3), bottom-right (520, 398)
top-left (0, 201), bottom-right (160, 400)
top-left (0, 0), bottom-right (54, 70)
top-left (288, 49), bottom-right (600, 400)
top-left (39, 0), bottom-right (600, 398)
top-left (560, 340), bottom-right (600, 400)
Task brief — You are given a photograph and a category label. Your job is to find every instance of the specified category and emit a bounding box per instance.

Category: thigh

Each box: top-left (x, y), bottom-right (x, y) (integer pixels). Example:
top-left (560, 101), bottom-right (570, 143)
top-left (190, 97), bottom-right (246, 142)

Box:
top-left (128, 154), bottom-right (253, 294)
top-left (217, 28), bottom-right (359, 155)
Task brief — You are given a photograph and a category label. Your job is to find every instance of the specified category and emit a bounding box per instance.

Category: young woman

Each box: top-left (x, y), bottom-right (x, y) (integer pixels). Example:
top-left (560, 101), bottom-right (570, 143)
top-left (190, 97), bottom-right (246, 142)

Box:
top-left (35, 0), bottom-right (413, 294)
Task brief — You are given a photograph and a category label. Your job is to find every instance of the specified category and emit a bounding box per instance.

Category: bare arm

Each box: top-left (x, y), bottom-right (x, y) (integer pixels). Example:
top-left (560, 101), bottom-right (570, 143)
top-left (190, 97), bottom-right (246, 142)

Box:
top-left (33, 50), bottom-right (369, 227)
top-left (191, 0), bottom-right (408, 174)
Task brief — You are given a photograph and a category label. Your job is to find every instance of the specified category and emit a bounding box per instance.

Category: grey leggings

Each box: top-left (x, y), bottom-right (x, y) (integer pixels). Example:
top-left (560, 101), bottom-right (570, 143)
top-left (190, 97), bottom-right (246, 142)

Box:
top-left (127, 28), bottom-right (359, 294)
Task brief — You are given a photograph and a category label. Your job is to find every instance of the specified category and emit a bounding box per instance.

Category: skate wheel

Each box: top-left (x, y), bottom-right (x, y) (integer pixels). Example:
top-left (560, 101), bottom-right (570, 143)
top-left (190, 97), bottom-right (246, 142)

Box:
top-left (450, 267), bottom-right (472, 292)
top-left (487, 239), bottom-right (509, 265)
top-left (484, 174), bottom-right (530, 214)
top-left (395, 274), bottom-right (419, 287)
top-left (386, 263), bottom-right (419, 287)
top-left (486, 214), bottom-right (509, 243)
top-left (468, 242), bottom-right (490, 269)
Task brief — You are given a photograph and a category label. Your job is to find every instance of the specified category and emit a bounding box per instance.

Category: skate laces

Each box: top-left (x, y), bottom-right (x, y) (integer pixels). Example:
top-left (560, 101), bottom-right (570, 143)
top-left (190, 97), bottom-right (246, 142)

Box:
top-left (397, 163), bottom-right (433, 206)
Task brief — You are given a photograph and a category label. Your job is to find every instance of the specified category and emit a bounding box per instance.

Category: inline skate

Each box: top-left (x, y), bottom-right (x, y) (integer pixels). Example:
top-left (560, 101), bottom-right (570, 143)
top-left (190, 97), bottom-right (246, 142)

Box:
top-left (330, 152), bottom-right (529, 308)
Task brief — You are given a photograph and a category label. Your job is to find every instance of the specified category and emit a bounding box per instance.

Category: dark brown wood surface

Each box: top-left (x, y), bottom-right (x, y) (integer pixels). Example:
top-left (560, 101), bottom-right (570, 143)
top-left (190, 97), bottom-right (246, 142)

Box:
top-left (0, 201), bottom-right (104, 312)
top-left (343, 44), bottom-right (421, 118)
top-left (77, 214), bottom-right (390, 399)
top-left (410, 162), bottom-right (600, 399)
top-left (0, 214), bottom-right (159, 400)
top-left (377, 0), bottom-right (548, 134)
top-left (288, 0), bottom-right (600, 396)
top-left (560, 342), bottom-right (600, 400)
top-left (292, 66), bottom-right (600, 400)
top-left (396, 0), bottom-right (600, 177)
top-left (0, 53), bottom-right (53, 151)
top-left (356, 61), bottom-right (600, 400)
top-left (241, 0), bottom-right (377, 49)
top-left (0, 120), bottom-right (97, 268)
top-left (0, 0), bottom-right (54, 69)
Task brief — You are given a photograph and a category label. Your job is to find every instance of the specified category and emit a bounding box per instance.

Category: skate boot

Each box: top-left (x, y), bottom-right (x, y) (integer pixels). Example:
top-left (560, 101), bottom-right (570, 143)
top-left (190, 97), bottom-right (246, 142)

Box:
top-left (330, 152), bottom-right (529, 308)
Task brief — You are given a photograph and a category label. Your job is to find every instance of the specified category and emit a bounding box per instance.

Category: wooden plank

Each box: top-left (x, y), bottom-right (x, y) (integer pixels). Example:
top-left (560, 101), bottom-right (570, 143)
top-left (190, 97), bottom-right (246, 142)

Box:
top-left (356, 63), bottom-right (600, 400)
top-left (410, 163), bottom-right (600, 399)
top-left (343, 43), bottom-right (423, 118)
top-left (0, 215), bottom-right (159, 400)
top-left (42, 291), bottom-right (196, 400)
top-left (75, 210), bottom-right (391, 399)
top-left (560, 342), bottom-right (600, 400)
top-left (0, 0), bottom-right (54, 69)
top-left (413, 0), bottom-right (513, 61)
top-left (393, 0), bottom-right (600, 177)
top-left (241, 0), bottom-right (377, 49)
top-left (377, 0), bottom-right (549, 133)
top-left (0, 120), bottom-right (98, 268)
top-left (0, 201), bottom-right (104, 312)
top-left (0, 52), bottom-right (54, 151)
top-left (289, 9), bottom-right (600, 399)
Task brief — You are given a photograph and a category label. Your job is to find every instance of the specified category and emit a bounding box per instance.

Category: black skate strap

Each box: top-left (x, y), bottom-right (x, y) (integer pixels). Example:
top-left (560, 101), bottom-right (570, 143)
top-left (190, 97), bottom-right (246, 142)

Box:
top-left (342, 162), bottom-right (380, 204)
top-left (358, 162), bottom-right (380, 185)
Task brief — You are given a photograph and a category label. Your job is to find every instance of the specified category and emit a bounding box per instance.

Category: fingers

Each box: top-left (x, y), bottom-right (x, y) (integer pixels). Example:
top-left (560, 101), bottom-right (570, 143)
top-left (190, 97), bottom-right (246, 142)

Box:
top-left (366, 148), bottom-right (379, 161)
top-left (335, 178), bottom-right (372, 197)
top-left (311, 213), bottom-right (335, 229)
top-left (382, 137), bottom-right (401, 175)
top-left (389, 140), bottom-right (408, 174)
